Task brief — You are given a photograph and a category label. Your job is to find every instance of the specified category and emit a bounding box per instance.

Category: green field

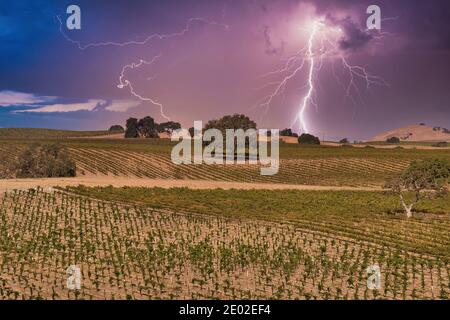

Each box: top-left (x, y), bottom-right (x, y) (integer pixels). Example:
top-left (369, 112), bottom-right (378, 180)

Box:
top-left (66, 186), bottom-right (450, 257)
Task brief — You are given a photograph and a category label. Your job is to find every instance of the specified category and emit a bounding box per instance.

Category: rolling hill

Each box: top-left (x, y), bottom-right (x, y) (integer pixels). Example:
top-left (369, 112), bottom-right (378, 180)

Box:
top-left (370, 124), bottom-right (450, 142)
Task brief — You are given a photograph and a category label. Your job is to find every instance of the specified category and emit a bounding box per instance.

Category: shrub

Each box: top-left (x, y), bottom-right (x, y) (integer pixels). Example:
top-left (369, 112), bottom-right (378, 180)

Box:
top-left (298, 133), bottom-right (320, 145)
top-left (339, 138), bottom-right (349, 144)
top-left (433, 142), bottom-right (448, 148)
top-left (17, 143), bottom-right (76, 178)
top-left (386, 136), bottom-right (400, 144)
top-left (109, 125), bottom-right (124, 132)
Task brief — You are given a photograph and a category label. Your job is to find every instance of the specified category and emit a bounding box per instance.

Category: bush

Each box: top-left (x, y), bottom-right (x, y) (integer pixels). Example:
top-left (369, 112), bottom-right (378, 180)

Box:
top-left (386, 136), bottom-right (400, 144)
top-left (109, 125), bottom-right (124, 132)
top-left (17, 143), bottom-right (76, 178)
top-left (298, 133), bottom-right (320, 145)
top-left (339, 138), bottom-right (349, 144)
top-left (433, 142), bottom-right (448, 148)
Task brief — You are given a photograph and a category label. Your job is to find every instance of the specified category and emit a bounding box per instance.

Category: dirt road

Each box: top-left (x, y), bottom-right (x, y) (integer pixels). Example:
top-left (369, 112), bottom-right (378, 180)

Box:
top-left (0, 177), bottom-right (382, 192)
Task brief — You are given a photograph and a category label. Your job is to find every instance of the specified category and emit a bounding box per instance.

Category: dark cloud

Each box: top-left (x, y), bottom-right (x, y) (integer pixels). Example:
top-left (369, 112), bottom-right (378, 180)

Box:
top-left (262, 25), bottom-right (284, 55)
top-left (326, 15), bottom-right (373, 51)
top-left (313, 0), bottom-right (450, 51)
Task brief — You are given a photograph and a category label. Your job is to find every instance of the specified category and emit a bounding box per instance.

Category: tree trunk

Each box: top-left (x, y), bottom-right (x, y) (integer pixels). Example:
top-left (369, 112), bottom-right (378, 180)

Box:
top-left (399, 194), bottom-right (414, 218)
top-left (404, 205), bottom-right (413, 218)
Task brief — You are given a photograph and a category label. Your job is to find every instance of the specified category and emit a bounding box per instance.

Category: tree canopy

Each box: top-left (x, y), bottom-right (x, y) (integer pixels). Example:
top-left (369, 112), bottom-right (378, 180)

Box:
top-left (137, 116), bottom-right (159, 138)
top-left (385, 158), bottom-right (450, 218)
top-left (204, 114), bottom-right (257, 133)
top-left (157, 121), bottom-right (181, 134)
top-left (125, 118), bottom-right (139, 138)
top-left (125, 116), bottom-right (159, 138)
top-left (298, 133), bottom-right (321, 145)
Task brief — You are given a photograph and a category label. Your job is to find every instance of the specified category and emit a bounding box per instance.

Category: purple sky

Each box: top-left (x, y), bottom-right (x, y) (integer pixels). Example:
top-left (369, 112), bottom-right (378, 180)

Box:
top-left (1, 0), bottom-right (449, 140)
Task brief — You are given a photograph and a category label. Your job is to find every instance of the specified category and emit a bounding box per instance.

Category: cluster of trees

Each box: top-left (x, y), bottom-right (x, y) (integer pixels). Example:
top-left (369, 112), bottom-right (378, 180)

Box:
top-left (124, 116), bottom-right (181, 138)
top-left (17, 143), bottom-right (76, 178)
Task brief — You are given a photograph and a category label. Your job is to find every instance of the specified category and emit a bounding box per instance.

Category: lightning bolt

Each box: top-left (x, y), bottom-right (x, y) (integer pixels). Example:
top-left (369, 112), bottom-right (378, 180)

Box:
top-left (56, 15), bottom-right (228, 121)
top-left (117, 55), bottom-right (171, 121)
top-left (298, 21), bottom-right (318, 133)
top-left (258, 19), bottom-right (388, 134)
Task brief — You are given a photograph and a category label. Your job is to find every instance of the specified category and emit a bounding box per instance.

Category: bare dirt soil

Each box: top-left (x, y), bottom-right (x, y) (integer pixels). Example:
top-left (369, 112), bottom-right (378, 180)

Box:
top-left (0, 177), bottom-right (382, 192)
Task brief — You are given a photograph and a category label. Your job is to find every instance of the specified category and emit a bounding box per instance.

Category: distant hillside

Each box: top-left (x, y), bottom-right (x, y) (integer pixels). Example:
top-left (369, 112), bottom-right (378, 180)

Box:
top-left (0, 128), bottom-right (114, 139)
top-left (370, 124), bottom-right (450, 142)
